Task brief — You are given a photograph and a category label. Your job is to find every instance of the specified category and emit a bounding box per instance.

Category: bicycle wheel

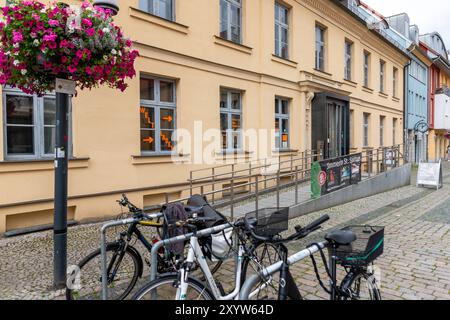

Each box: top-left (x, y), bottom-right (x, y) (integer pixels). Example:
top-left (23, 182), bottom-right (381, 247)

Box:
top-left (241, 242), bottom-right (283, 300)
top-left (340, 270), bottom-right (381, 300)
top-left (66, 242), bottom-right (141, 300)
top-left (132, 274), bottom-right (214, 300)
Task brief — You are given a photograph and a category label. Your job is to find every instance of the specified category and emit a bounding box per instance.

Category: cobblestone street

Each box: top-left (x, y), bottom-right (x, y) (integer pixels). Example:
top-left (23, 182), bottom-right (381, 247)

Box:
top-left (0, 164), bottom-right (449, 300)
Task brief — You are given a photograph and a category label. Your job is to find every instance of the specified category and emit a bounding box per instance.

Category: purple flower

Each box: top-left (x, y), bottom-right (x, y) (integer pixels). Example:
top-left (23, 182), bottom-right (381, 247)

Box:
top-left (85, 28), bottom-right (95, 37)
top-left (12, 31), bottom-right (23, 43)
top-left (48, 19), bottom-right (59, 27)
top-left (68, 65), bottom-right (77, 73)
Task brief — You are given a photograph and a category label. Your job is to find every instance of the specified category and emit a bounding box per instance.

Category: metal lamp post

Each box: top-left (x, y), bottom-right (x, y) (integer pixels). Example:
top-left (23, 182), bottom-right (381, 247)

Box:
top-left (53, 0), bottom-right (120, 290)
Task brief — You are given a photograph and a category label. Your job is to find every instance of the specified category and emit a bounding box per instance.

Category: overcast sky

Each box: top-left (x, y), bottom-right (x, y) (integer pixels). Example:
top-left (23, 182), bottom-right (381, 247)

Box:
top-left (363, 0), bottom-right (450, 48)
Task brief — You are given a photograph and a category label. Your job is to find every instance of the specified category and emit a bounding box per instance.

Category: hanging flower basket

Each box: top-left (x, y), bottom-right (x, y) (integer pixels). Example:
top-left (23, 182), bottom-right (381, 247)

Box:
top-left (0, 0), bottom-right (139, 95)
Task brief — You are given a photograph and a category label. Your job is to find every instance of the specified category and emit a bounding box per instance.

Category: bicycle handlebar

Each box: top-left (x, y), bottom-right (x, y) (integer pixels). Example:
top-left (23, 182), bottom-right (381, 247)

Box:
top-left (302, 215), bottom-right (330, 233)
top-left (243, 214), bottom-right (330, 244)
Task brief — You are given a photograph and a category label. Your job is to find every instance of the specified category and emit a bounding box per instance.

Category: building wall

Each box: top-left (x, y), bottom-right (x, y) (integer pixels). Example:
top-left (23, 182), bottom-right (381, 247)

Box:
top-left (0, 0), bottom-right (408, 233)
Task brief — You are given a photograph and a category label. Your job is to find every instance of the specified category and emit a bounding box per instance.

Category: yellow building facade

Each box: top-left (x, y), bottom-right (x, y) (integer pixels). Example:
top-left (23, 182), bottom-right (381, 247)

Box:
top-left (0, 0), bottom-right (408, 233)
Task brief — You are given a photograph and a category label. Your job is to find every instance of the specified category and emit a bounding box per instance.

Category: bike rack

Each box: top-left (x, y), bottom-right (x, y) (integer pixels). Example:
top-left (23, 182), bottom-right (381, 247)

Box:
top-left (239, 241), bottom-right (328, 300)
top-left (149, 222), bottom-right (234, 283)
top-left (100, 212), bottom-right (163, 300)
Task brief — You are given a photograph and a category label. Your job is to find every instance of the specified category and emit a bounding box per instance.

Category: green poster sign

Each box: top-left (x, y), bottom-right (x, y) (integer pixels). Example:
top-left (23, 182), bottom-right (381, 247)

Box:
top-left (310, 161), bottom-right (322, 199)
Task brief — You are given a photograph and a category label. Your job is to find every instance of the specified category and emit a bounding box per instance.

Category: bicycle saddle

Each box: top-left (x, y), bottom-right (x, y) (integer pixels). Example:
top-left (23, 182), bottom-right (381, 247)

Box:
top-left (325, 229), bottom-right (357, 246)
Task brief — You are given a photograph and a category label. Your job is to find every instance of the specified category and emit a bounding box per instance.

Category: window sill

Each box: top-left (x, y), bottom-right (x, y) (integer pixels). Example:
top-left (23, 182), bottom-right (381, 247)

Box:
top-left (343, 78), bottom-right (357, 87)
top-left (392, 96), bottom-right (400, 102)
top-left (378, 92), bottom-right (388, 99)
top-left (272, 149), bottom-right (298, 154)
top-left (271, 55), bottom-right (298, 68)
top-left (131, 154), bottom-right (190, 165)
top-left (362, 86), bottom-right (373, 94)
top-left (213, 36), bottom-right (253, 55)
top-left (129, 7), bottom-right (189, 35)
top-left (313, 68), bottom-right (333, 78)
top-left (0, 157), bottom-right (90, 173)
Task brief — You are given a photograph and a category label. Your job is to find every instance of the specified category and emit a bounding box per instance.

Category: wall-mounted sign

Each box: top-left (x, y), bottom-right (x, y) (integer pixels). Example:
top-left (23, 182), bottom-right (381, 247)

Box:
top-left (384, 148), bottom-right (396, 167)
top-left (311, 153), bottom-right (362, 199)
top-left (417, 160), bottom-right (443, 190)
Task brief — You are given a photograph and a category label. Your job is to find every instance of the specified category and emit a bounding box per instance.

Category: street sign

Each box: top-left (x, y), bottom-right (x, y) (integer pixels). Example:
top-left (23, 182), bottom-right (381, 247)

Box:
top-left (55, 78), bottom-right (76, 95)
top-left (417, 160), bottom-right (443, 190)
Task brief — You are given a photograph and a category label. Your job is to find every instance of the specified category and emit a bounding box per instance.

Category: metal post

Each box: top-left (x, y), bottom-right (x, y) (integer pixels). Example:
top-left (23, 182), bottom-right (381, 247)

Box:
top-left (276, 170), bottom-right (280, 209)
top-left (53, 92), bottom-right (69, 289)
top-left (212, 168), bottom-right (215, 204)
top-left (230, 165), bottom-right (235, 220)
top-left (255, 175), bottom-right (259, 212)
top-left (295, 166), bottom-right (299, 205)
top-left (376, 149), bottom-right (379, 174)
top-left (189, 171), bottom-right (193, 197)
top-left (165, 193), bottom-right (169, 206)
top-left (248, 163), bottom-right (252, 194)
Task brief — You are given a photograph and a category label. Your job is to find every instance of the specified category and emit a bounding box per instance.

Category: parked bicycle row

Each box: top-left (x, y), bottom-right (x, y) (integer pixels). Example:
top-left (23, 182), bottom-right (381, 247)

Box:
top-left (66, 194), bottom-right (384, 300)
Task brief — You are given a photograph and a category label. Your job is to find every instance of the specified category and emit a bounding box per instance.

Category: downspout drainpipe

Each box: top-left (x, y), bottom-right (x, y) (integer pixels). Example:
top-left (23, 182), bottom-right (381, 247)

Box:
top-left (404, 44), bottom-right (414, 163)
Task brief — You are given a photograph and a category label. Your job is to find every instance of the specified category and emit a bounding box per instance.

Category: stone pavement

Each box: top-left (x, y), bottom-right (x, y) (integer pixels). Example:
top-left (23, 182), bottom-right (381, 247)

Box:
top-left (0, 164), bottom-right (449, 300)
top-left (215, 164), bottom-right (450, 300)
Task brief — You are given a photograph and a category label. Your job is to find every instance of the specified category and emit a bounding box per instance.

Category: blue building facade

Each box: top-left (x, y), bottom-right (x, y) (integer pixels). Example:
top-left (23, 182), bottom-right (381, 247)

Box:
top-left (341, 2), bottom-right (429, 163)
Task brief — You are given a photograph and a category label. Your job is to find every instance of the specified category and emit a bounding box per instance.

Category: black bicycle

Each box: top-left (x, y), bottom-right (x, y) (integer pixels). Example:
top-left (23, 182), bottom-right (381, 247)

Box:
top-left (243, 211), bottom-right (383, 300)
top-left (66, 194), bottom-right (223, 300)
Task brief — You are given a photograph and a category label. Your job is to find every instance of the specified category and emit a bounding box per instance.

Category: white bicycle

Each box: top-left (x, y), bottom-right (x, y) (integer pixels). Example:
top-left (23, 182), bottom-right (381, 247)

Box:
top-left (132, 215), bottom-right (283, 300)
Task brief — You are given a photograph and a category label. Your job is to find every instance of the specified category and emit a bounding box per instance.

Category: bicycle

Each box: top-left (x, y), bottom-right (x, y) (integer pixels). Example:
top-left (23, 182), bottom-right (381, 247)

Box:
top-left (131, 207), bottom-right (312, 301)
top-left (66, 194), bottom-right (223, 300)
top-left (242, 212), bottom-right (383, 301)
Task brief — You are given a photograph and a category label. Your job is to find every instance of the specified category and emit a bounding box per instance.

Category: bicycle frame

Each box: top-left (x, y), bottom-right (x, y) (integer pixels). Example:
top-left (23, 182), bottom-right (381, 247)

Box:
top-left (176, 233), bottom-right (245, 301)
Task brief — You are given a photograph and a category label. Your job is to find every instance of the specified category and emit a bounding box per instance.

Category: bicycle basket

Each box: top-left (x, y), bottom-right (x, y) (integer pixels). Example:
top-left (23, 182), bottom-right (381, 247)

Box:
top-left (245, 207), bottom-right (289, 238)
top-left (335, 225), bottom-right (384, 266)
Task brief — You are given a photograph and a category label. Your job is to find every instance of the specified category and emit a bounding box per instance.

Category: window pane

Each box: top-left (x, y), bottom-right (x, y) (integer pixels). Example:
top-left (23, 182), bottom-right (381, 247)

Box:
top-left (7, 126), bottom-right (34, 154)
top-left (275, 118), bottom-right (280, 149)
top-left (281, 100), bottom-right (288, 114)
top-left (275, 99), bottom-right (279, 114)
top-left (160, 108), bottom-right (174, 129)
top-left (160, 130), bottom-right (175, 151)
top-left (231, 114), bottom-right (241, 131)
top-left (160, 81), bottom-right (174, 103)
top-left (140, 106), bottom-right (155, 129)
top-left (231, 93), bottom-right (240, 110)
top-left (220, 92), bottom-right (227, 109)
top-left (6, 95), bottom-right (33, 125)
top-left (222, 131), bottom-right (228, 150)
top-left (220, 113), bottom-right (228, 131)
top-left (140, 78), bottom-right (155, 101)
top-left (220, 0), bottom-right (228, 39)
top-left (44, 98), bottom-right (56, 126)
top-left (44, 126), bottom-right (56, 154)
top-left (232, 131), bottom-right (240, 149)
top-left (141, 130), bottom-right (156, 152)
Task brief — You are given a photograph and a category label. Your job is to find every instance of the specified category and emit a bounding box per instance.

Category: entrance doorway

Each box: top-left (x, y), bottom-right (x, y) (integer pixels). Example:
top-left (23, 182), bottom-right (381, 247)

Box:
top-left (312, 93), bottom-right (350, 159)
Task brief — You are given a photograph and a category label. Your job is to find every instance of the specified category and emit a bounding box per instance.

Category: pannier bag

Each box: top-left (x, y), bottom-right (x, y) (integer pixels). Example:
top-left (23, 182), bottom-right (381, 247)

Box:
top-left (162, 202), bottom-right (189, 256)
top-left (206, 228), bottom-right (233, 262)
top-left (187, 195), bottom-right (231, 261)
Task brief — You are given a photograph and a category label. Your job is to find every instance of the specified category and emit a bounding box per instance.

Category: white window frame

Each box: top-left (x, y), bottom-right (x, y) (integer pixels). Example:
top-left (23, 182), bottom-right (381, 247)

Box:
top-left (139, 0), bottom-right (175, 21)
top-left (275, 2), bottom-right (289, 59)
top-left (393, 67), bottom-right (398, 97)
top-left (363, 113), bottom-right (370, 148)
top-left (2, 87), bottom-right (72, 161)
top-left (315, 25), bottom-right (326, 71)
top-left (364, 51), bottom-right (370, 87)
top-left (140, 77), bottom-right (176, 155)
top-left (220, 89), bottom-right (243, 152)
top-left (344, 40), bottom-right (352, 81)
top-left (220, 0), bottom-right (242, 44)
top-left (275, 97), bottom-right (290, 150)
top-left (380, 60), bottom-right (386, 93)
top-left (393, 118), bottom-right (397, 145)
